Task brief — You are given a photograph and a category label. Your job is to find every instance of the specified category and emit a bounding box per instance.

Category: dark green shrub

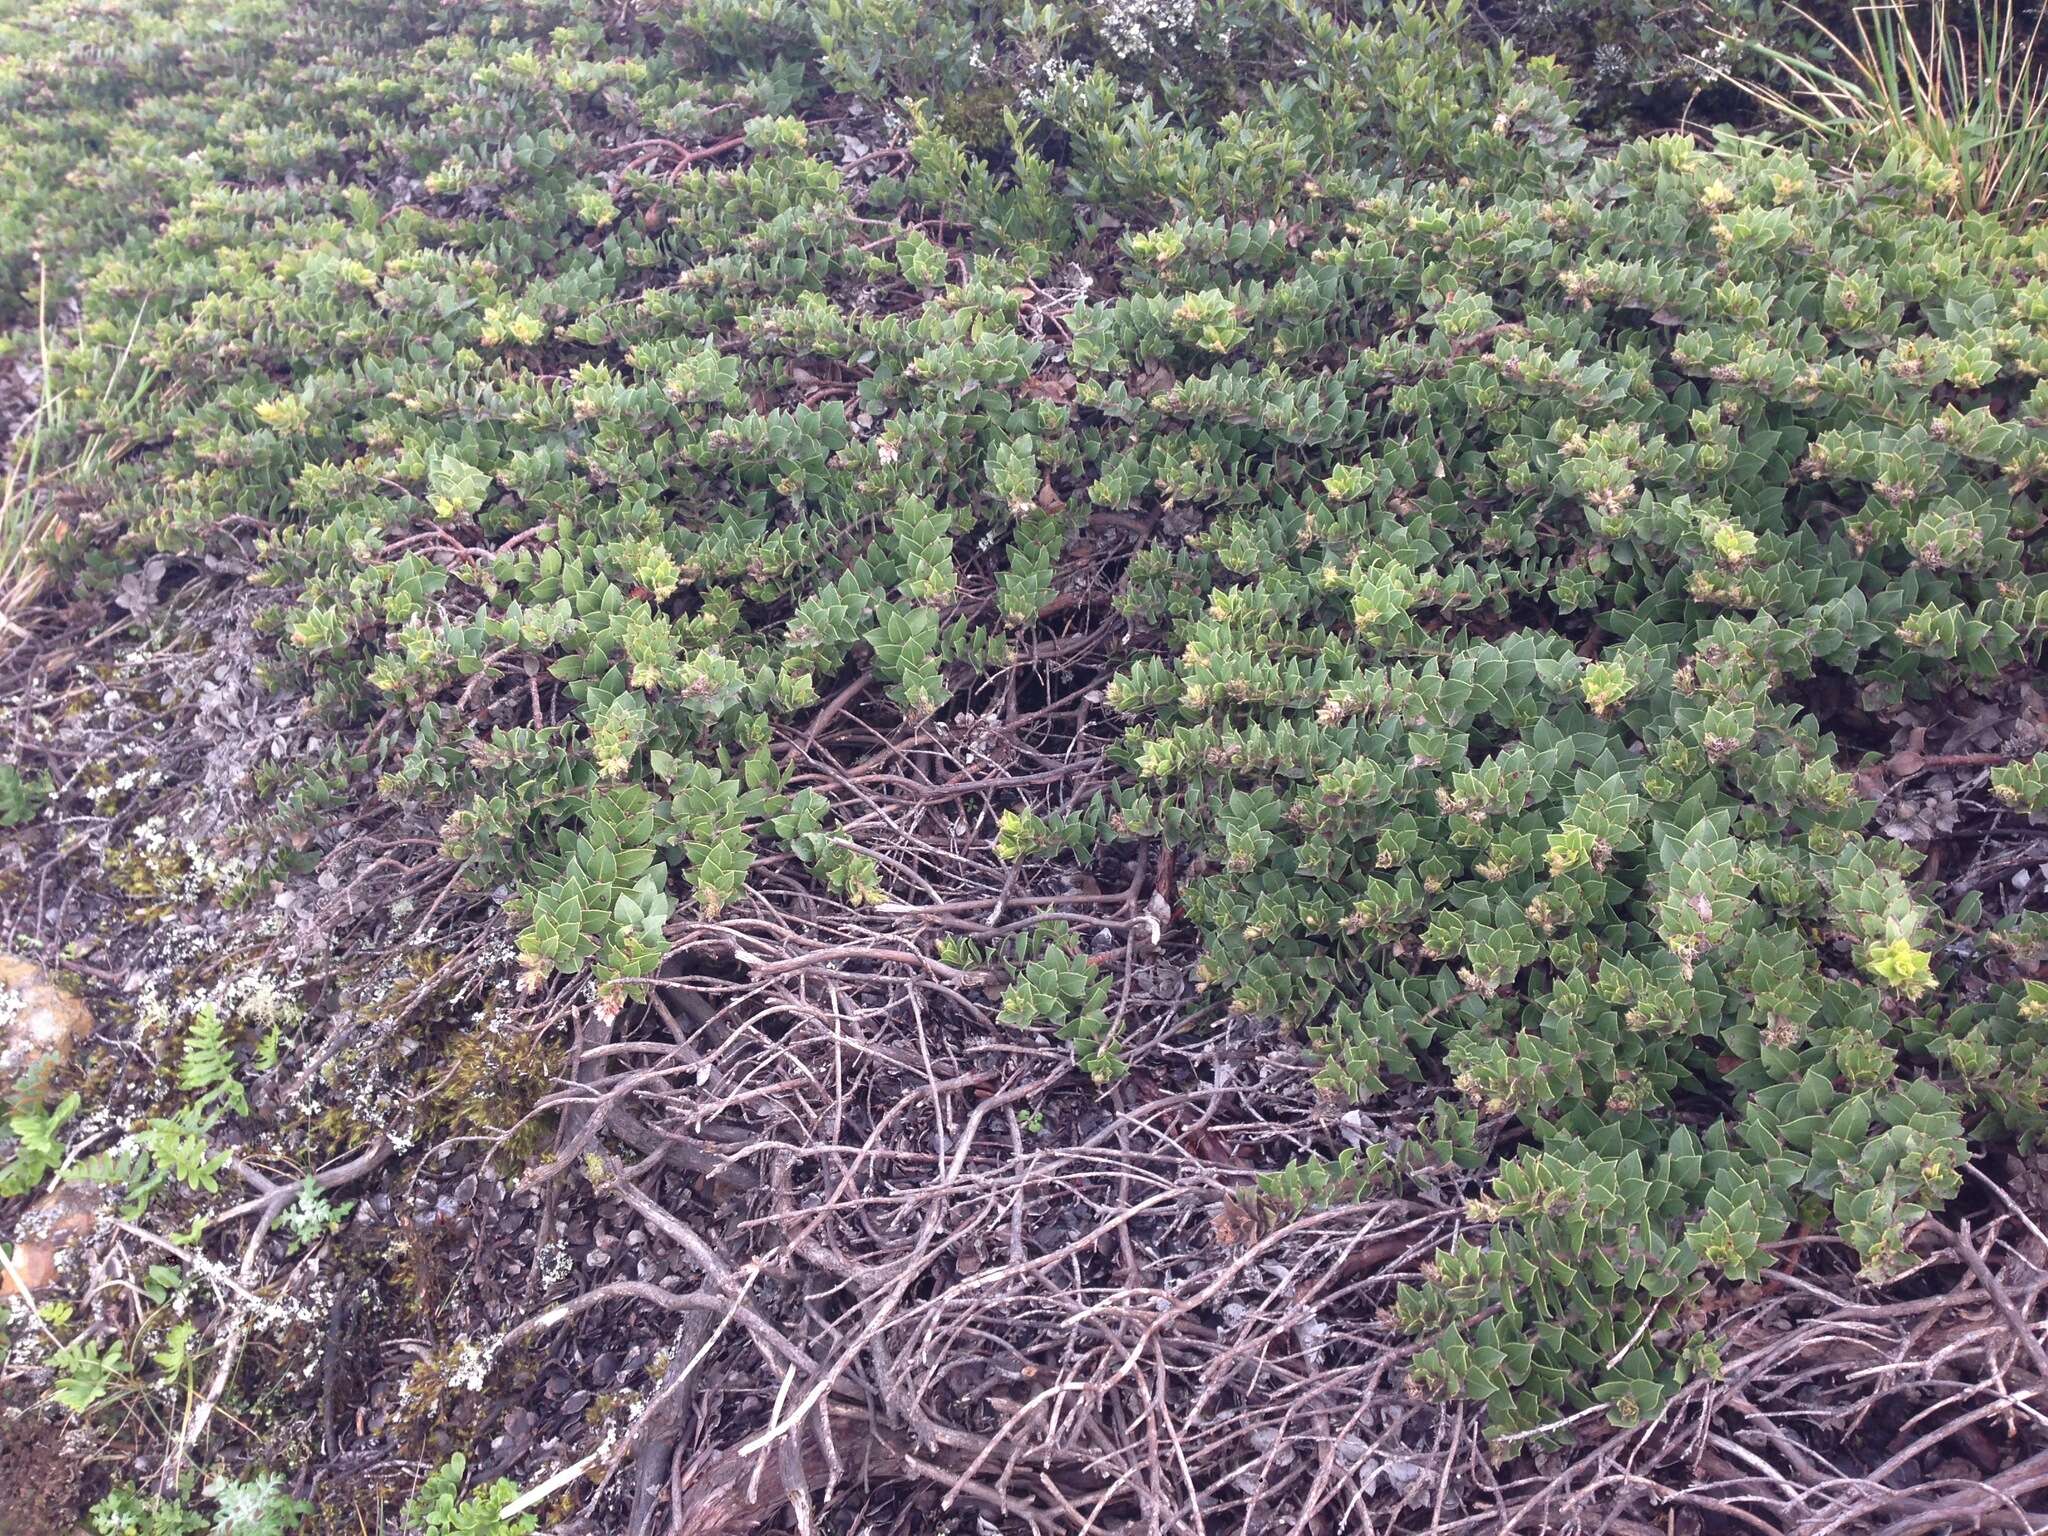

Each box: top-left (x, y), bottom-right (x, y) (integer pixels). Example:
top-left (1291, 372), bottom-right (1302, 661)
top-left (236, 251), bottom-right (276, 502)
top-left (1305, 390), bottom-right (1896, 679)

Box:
top-left (0, 0), bottom-right (312, 325)
top-left (1469, 0), bottom-right (1841, 120)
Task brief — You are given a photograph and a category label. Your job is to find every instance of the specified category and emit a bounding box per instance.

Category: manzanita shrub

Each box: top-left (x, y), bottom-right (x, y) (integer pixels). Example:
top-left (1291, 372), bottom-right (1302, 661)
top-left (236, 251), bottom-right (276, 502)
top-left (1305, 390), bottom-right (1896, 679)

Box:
top-left (25, 0), bottom-right (2048, 1440)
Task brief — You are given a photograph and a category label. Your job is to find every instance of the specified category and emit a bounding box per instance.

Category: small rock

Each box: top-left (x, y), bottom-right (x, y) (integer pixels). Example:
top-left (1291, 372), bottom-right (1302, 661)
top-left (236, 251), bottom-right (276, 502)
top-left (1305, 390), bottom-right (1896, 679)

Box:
top-left (1, 1183), bottom-right (101, 1298)
top-left (0, 954), bottom-right (94, 1090)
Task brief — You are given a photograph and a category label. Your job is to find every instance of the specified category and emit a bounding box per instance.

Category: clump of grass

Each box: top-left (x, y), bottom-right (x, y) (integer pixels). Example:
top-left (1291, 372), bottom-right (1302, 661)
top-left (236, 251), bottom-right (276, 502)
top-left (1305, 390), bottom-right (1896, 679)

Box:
top-left (1724, 0), bottom-right (2048, 221)
top-left (0, 262), bottom-right (61, 632)
top-left (0, 258), bottom-right (150, 631)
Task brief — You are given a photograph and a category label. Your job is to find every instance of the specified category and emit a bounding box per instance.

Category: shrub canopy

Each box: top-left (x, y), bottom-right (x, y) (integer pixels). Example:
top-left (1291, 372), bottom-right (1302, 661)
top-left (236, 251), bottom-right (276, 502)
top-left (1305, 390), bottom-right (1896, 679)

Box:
top-left (12, 0), bottom-right (2048, 1445)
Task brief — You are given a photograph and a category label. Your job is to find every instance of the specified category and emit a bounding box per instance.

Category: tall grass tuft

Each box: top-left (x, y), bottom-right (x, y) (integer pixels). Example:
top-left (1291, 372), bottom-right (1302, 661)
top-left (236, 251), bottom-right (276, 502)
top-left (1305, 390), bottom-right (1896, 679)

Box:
top-left (0, 260), bottom-right (151, 633)
top-left (1724, 0), bottom-right (2048, 222)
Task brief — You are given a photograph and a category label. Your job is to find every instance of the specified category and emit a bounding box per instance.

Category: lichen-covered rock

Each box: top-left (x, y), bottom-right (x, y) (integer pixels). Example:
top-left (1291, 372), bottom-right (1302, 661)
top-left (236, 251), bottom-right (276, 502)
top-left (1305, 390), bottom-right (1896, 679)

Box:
top-left (0, 1182), bottom-right (99, 1297)
top-left (0, 954), bottom-right (93, 1090)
